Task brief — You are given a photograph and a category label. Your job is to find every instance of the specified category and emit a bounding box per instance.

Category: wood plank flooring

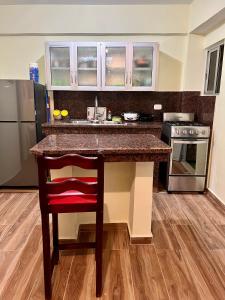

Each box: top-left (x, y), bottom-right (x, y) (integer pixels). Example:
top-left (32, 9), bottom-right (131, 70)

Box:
top-left (0, 191), bottom-right (225, 299)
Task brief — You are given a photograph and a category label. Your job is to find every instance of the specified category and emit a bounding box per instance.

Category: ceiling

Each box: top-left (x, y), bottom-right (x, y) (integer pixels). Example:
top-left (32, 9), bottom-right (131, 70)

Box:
top-left (0, 0), bottom-right (193, 5)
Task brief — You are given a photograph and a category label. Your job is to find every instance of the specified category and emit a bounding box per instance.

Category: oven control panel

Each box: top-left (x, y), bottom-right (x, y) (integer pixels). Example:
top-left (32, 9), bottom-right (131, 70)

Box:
top-left (171, 126), bottom-right (210, 138)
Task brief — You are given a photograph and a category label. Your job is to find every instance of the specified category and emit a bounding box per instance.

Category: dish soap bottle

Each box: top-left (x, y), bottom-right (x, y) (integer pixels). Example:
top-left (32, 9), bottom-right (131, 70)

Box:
top-left (107, 109), bottom-right (112, 121)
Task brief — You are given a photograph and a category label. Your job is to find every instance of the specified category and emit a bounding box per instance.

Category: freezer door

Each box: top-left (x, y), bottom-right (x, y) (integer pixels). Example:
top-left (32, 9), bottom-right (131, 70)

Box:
top-left (0, 122), bottom-right (38, 187)
top-left (16, 80), bottom-right (36, 121)
top-left (0, 80), bottom-right (19, 121)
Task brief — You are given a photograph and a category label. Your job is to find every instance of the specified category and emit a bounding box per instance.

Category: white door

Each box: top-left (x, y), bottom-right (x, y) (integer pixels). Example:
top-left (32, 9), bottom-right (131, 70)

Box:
top-left (101, 42), bottom-right (129, 91)
top-left (75, 42), bottom-right (101, 90)
top-left (46, 42), bottom-right (74, 90)
top-left (130, 43), bottom-right (159, 91)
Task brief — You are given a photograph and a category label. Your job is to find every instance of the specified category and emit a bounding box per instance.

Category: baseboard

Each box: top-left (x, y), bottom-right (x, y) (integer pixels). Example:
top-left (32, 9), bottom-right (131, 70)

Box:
top-left (77, 222), bottom-right (152, 245)
top-left (78, 223), bottom-right (128, 232)
top-left (127, 222), bottom-right (153, 244)
top-left (206, 189), bottom-right (225, 209)
top-left (130, 236), bottom-right (153, 244)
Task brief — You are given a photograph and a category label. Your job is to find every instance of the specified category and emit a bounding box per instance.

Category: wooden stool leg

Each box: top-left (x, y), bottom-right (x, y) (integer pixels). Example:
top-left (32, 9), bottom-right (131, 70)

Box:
top-left (52, 213), bottom-right (59, 265)
top-left (41, 213), bottom-right (52, 300)
top-left (96, 210), bottom-right (103, 297)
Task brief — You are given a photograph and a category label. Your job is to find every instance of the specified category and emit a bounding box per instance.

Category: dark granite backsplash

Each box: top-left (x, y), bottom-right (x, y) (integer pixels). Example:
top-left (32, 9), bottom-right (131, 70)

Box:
top-left (53, 91), bottom-right (215, 125)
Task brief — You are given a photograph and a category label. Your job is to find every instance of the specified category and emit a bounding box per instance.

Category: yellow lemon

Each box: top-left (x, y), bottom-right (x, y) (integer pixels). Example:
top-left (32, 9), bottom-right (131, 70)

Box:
top-left (53, 109), bottom-right (61, 117)
top-left (61, 110), bottom-right (69, 117)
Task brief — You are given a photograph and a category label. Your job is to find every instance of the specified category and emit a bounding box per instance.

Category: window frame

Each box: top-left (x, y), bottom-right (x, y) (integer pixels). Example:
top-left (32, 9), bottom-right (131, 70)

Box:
top-left (204, 41), bottom-right (224, 96)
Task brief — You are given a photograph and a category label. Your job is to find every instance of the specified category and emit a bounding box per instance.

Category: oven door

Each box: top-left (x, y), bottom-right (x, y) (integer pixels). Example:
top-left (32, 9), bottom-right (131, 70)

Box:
top-left (169, 139), bottom-right (209, 176)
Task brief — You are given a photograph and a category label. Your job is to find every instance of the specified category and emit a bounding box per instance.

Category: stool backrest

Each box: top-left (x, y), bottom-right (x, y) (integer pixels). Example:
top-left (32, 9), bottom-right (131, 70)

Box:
top-left (37, 154), bottom-right (104, 210)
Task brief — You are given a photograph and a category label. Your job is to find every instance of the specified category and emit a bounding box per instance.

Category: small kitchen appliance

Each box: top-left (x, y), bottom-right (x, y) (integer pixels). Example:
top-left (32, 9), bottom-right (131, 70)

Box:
top-left (161, 113), bottom-right (210, 192)
top-left (122, 112), bottom-right (139, 121)
top-left (139, 113), bottom-right (154, 122)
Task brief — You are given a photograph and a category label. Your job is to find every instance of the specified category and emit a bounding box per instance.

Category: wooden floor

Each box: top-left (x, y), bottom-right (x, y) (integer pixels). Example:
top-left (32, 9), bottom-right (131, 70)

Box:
top-left (0, 191), bottom-right (225, 299)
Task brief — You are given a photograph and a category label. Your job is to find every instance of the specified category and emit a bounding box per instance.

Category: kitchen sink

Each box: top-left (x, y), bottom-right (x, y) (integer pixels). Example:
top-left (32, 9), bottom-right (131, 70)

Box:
top-left (67, 120), bottom-right (127, 126)
top-left (68, 120), bottom-right (91, 125)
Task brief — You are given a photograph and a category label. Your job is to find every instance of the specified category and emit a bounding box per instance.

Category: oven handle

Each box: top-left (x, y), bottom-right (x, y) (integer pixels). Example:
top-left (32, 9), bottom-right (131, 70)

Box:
top-left (172, 139), bottom-right (208, 145)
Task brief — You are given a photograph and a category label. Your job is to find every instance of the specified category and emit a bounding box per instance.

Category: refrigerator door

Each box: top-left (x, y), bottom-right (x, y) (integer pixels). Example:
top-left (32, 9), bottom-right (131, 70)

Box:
top-left (34, 83), bottom-right (47, 141)
top-left (0, 80), bottom-right (19, 121)
top-left (0, 122), bottom-right (22, 185)
top-left (16, 80), bottom-right (36, 122)
top-left (0, 122), bottom-right (38, 186)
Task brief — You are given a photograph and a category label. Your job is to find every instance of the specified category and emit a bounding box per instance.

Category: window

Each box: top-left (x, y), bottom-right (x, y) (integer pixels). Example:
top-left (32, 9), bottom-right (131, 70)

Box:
top-left (204, 41), bottom-right (224, 95)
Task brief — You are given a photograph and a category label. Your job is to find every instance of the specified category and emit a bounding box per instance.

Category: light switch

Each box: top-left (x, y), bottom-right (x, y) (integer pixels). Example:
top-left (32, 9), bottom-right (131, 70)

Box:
top-left (154, 104), bottom-right (162, 110)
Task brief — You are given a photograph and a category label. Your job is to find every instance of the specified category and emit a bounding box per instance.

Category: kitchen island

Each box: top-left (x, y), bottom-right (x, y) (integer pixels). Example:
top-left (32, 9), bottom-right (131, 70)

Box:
top-left (31, 133), bottom-right (171, 243)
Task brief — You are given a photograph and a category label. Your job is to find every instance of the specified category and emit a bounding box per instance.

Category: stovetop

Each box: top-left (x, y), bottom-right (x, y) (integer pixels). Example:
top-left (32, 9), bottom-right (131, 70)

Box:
top-left (162, 121), bottom-right (210, 138)
top-left (162, 113), bottom-right (211, 138)
top-left (165, 121), bottom-right (205, 127)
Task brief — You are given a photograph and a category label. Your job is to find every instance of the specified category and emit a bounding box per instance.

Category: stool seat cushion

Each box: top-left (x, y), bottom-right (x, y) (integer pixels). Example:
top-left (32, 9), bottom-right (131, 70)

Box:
top-left (48, 177), bottom-right (97, 206)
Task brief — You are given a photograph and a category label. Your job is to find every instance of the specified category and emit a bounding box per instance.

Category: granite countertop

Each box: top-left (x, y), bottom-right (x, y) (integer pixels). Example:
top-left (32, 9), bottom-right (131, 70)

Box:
top-left (42, 120), bottom-right (162, 129)
top-left (30, 134), bottom-right (171, 162)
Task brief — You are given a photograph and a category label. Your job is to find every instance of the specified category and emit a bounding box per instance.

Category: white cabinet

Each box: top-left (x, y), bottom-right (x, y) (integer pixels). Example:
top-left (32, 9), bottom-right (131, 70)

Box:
top-left (45, 41), bottom-right (158, 91)
top-left (46, 42), bottom-right (73, 90)
top-left (46, 42), bottom-right (101, 91)
top-left (75, 42), bottom-right (101, 90)
top-left (101, 42), bottom-right (158, 91)
top-left (101, 42), bottom-right (129, 90)
top-left (130, 43), bottom-right (158, 91)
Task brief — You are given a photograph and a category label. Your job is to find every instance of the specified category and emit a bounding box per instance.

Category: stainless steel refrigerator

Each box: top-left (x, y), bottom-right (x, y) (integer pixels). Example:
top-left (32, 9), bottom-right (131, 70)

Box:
top-left (0, 80), bottom-right (47, 187)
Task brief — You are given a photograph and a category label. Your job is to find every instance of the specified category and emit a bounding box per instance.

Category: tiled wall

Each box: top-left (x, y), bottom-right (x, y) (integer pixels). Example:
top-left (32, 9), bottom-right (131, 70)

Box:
top-left (53, 91), bottom-right (216, 125)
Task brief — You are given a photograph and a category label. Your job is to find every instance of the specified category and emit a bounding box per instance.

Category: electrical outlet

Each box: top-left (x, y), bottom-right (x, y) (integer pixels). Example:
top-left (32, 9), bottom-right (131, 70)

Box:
top-left (154, 104), bottom-right (162, 110)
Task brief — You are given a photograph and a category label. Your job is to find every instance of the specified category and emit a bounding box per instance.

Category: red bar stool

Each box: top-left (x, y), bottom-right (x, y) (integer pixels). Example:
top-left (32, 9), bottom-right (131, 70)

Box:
top-left (37, 154), bottom-right (104, 299)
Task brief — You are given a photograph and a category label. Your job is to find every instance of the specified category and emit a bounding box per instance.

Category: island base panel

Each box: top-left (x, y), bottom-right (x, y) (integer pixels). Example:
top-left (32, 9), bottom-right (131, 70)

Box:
top-left (128, 162), bottom-right (153, 240)
top-left (50, 162), bottom-right (153, 243)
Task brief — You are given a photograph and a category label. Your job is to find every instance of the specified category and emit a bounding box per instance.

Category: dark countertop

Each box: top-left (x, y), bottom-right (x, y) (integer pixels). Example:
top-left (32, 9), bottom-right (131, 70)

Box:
top-left (30, 133), bottom-right (171, 162)
top-left (42, 120), bottom-right (162, 129)
top-left (42, 121), bottom-right (163, 138)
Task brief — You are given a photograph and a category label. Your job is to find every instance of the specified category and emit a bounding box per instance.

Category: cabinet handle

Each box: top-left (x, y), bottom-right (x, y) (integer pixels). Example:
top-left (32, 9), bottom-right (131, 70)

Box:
top-left (74, 72), bottom-right (77, 85)
top-left (125, 73), bottom-right (128, 85)
top-left (130, 72), bottom-right (132, 85)
top-left (70, 73), bottom-right (74, 85)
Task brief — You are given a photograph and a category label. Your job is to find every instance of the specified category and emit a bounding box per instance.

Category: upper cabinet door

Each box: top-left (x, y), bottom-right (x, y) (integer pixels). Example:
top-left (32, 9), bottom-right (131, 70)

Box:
top-left (45, 41), bottom-right (159, 91)
top-left (101, 43), bottom-right (129, 90)
top-left (75, 43), bottom-right (101, 90)
top-left (130, 43), bottom-right (159, 91)
top-left (46, 42), bottom-right (74, 90)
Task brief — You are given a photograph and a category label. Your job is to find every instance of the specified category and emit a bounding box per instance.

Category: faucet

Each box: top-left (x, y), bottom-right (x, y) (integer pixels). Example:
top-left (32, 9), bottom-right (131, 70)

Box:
top-left (93, 96), bottom-right (99, 123)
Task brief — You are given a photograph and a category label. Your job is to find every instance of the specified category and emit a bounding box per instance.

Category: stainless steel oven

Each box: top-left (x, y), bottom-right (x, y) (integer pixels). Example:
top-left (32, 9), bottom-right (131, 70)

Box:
top-left (161, 113), bottom-right (211, 192)
top-left (168, 138), bottom-right (209, 191)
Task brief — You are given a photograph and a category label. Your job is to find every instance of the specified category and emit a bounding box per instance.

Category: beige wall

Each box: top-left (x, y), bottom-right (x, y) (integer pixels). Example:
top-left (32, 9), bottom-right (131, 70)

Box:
top-left (0, 35), bottom-right (187, 91)
top-left (0, 5), bottom-right (188, 35)
top-left (0, 3), bottom-right (190, 91)
top-left (204, 24), bottom-right (225, 205)
top-left (181, 34), bottom-right (205, 91)
top-left (184, 0), bottom-right (225, 204)
top-left (189, 0), bottom-right (225, 32)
